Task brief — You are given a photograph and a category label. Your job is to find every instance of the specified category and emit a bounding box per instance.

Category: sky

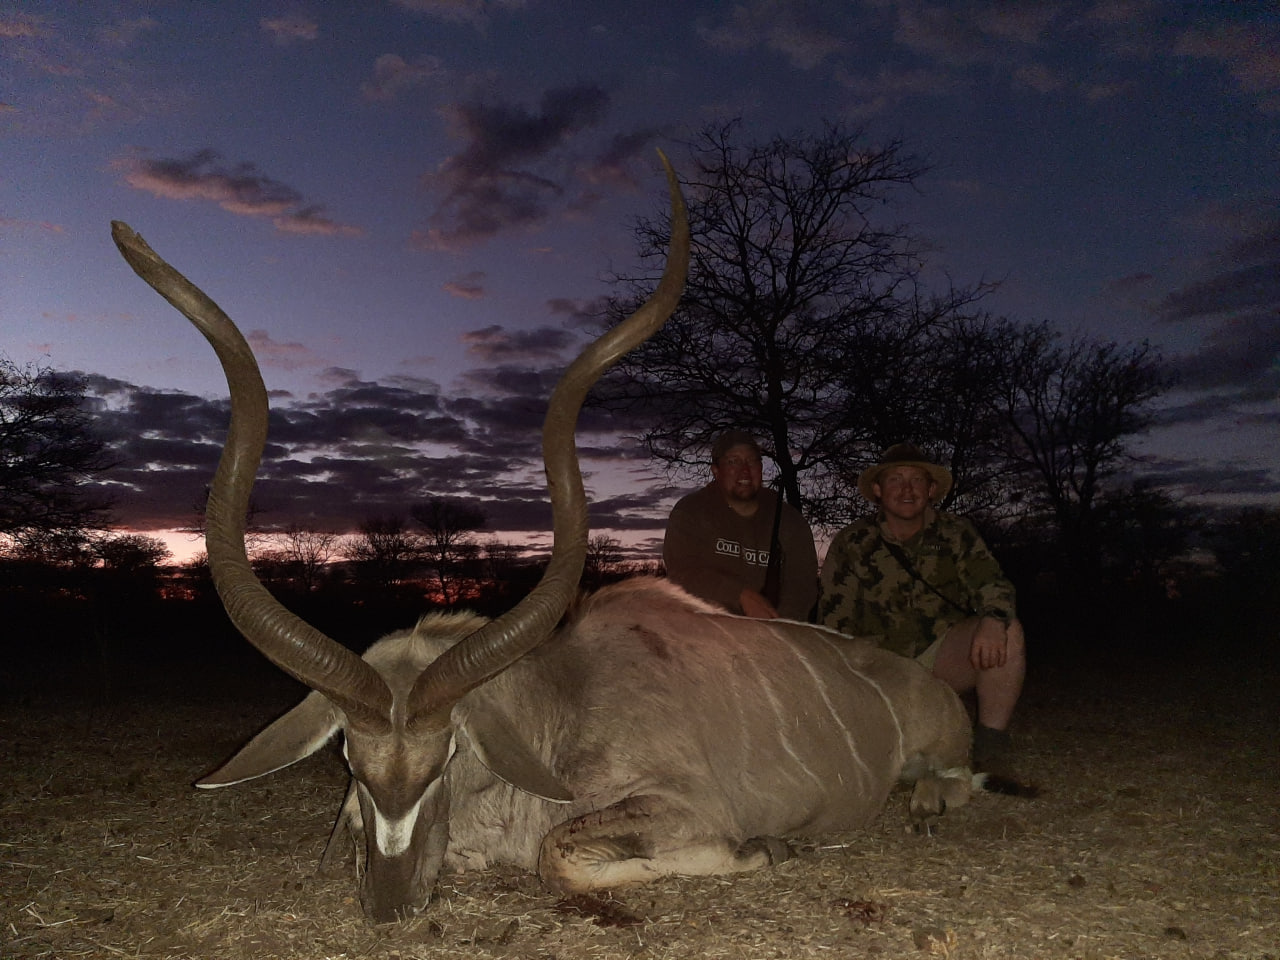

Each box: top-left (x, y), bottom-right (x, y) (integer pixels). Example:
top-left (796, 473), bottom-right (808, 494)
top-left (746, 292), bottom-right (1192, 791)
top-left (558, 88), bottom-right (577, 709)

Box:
top-left (3, 0), bottom-right (1278, 564)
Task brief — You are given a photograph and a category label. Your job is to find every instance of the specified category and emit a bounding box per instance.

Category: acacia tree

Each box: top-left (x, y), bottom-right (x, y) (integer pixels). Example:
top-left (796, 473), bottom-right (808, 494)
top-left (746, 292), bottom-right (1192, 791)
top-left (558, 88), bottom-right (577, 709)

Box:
top-left (92, 532), bottom-right (171, 573)
top-left (0, 356), bottom-right (114, 550)
top-left (87, 532), bottom-right (172, 613)
top-left (347, 516), bottom-right (421, 590)
top-left (253, 524), bottom-right (341, 593)
top-left (412, 499), bottom-right (486, 604)
top-left (826, 302), bottom-right (1023, 521)
top-left (599, 123), bottom-right (1173, 548)
top-left (598, 121), bottom-right (989, 525)
top-left (1207, 506), bottom-right (1280, 605)
top-left (481, 537), bottom-right (523, 580)
top-left (992, 327), bottom-right (1171, 587)
top-left (582, 533), bottom-right (624, 590)
top-left (411, 499), bottom-right (486, 605)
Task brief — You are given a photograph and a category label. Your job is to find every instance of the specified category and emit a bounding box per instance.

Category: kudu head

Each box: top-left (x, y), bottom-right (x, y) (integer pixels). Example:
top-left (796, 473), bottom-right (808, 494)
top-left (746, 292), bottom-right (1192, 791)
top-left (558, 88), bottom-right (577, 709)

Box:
top-left (112, 155), bottom-right (689, 922)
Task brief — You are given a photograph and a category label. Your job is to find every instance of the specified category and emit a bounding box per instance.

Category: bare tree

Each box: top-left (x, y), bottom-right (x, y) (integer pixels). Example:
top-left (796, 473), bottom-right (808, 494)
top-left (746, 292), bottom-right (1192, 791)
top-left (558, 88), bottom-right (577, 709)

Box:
top-left (597, 123), bottom-right (1172, 551)
top-left (992, 328), bottom-right (1171, 587)
top-left (0, 356), bottom-right (114, 549)
top-left (474, 537), bottom-right (539, 609)
top-left (411, 499), bottom-right (486, 605)
top-left (347, 516), bottom-right (421, 590)
top-left (92, 531), bottom-right (171, 573)
top-left (582, 533), bottom-right (624, 590)
top-left (263, 524), bottom-right (340, 593)
top-left (597, 120), bottom-right (989, 525)
top-left (1207, 506), bottom-right (1280, 597)
top-left (190, 486), bottom-right (270, 557)
top-left (481, 537), bottom-right (523, 580)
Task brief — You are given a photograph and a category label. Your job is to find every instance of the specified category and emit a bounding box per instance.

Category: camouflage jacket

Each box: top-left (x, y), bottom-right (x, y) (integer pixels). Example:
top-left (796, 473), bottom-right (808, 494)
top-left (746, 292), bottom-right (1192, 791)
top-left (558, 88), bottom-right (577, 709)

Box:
top-left (817, 510), bottom-right (1016, 658)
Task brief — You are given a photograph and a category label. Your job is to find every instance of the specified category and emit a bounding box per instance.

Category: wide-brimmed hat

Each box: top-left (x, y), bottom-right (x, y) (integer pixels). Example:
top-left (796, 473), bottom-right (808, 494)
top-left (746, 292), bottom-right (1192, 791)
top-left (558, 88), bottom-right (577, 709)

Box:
top-left (711, 429), bottom-right (762, 463)
top-left (857, 443), bottom-right (952, 502)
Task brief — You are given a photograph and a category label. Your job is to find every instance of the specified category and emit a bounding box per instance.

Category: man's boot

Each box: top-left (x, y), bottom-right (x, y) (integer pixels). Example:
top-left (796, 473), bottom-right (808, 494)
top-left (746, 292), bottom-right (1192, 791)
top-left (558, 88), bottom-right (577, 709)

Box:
top-left (972, 724), bottom-right (1013, 774)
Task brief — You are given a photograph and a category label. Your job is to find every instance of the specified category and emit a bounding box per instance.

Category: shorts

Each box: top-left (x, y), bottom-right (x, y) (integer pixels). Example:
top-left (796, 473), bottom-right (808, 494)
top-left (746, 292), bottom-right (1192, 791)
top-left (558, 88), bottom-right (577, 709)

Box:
top-left (915, 635), bottom-right (943, 671)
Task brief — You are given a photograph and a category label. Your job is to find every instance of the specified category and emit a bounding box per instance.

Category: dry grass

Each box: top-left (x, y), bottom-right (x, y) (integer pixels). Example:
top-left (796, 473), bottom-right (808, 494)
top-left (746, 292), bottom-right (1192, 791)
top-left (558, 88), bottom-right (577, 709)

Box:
top-left (3, 651), bottom-right (1277, 960)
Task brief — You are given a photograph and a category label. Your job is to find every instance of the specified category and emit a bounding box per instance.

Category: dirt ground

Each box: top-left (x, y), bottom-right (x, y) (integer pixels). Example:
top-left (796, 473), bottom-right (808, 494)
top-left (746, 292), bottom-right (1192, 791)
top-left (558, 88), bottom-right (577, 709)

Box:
top-left (3, 647), bottom-right (1277, 960)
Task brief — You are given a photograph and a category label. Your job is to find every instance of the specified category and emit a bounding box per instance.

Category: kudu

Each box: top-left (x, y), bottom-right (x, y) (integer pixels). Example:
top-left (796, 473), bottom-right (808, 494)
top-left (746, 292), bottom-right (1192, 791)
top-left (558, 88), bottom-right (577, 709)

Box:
top-left (113, 157), bottom-right (978, 924)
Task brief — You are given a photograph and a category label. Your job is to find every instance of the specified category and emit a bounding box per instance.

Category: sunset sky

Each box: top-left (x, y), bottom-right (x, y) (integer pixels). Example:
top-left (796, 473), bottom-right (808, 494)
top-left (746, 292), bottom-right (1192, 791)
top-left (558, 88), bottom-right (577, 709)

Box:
top-left (3, 1), bottom-right (1277, 563)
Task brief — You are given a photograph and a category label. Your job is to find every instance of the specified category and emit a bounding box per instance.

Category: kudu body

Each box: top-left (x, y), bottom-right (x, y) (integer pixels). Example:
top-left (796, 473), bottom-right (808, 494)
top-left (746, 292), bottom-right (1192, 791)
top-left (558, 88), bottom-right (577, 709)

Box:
top-left (113, 159), bottom-right (976, 924)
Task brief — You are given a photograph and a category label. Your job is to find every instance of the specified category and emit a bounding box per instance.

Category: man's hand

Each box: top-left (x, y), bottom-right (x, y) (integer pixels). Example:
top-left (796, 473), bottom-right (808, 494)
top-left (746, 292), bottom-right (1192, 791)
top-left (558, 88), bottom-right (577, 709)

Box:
top-left (739, 588), bottom-right (780, 619)
top-left (970, 616), bottom-right (1009, 670)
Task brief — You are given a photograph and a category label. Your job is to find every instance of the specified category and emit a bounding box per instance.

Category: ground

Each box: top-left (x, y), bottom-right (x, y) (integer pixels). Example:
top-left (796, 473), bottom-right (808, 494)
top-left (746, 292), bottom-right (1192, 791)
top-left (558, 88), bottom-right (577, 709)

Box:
top-left (2, 646), bottom-right (1277, 960)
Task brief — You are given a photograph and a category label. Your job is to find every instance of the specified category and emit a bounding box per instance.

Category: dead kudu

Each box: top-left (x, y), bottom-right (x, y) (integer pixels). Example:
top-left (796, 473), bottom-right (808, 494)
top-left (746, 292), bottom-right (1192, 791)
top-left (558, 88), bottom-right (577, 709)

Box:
top-left (113, 157), bottom-right (978, 924)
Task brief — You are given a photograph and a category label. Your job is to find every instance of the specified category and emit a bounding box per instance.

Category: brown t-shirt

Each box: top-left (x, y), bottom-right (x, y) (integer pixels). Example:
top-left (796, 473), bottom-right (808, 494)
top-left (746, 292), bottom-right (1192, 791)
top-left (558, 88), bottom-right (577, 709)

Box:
top-left (662, 483), bottom-right (818, 620)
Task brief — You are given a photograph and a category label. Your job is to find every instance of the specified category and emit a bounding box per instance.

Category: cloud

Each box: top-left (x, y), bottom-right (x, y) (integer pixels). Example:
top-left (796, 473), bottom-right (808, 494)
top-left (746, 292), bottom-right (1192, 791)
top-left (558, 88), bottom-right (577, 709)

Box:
top-left (547, 296), bottom-right (607, 329)
top-left (260, 15), bottom-right (319, 43)
top-left (1162, 205), bottom-right (1280, 336)
top-left (0, 216), bottom-right (65, 234)
top-left (418, 85), bottom-right (611, 248)
top-left (450, 84), bottom-right (609, 174)
top-left (443, 271), bottom-right (487, 299)
top-left (1162, 313), bottom-right (1280, 396)
top-left (1103, 271), bottom-right (1154, 295)
top-left (1153, 390), bottom-right (1273, 430)
top-left (116, 149), bottom-right (363, 236)
top-left (87, 364), bottom-right (667, 537)
top-left (460, 325), bottom-right (576, 362)
top-left (274, 205), bottom-right (365, 237)
top-left (456, 362), bottom-right (557, 403)
top-left (389, 0), bottom-right (526, 29)
top-left (1158, 263), bottom-right (1280, 324)
top-left (1155, 209), bottom-right (1280, 398)
top-left (698, 0), bottom-right (848, 69)
top-left (971, 2), bottom-right (1059, 45)
top-left (1013, 62), bottom-right (1063, 94)
top-left (99, 17), bottom-right (158, 46)
top-left (118, 149), bottom-right (300, 213)
top-left (587, 487), bottom-right (678, 531)
top-left (1175, 21), bottom-right (1280, 111)
top-left (882, 0), bottom-right (1064, 63)
top-left (243, 330), bottom-right (330, 372)
top-left (1158, 205), bottom-right (1280, 325)
top-left (0, 14), bottom-right (40, 39)
top-left (1137, 451), bottom-right (1280, 502)
top-left (839, 1), bottom-right (1237, 112)
top-left (886, 2), bottom-right (994, 65)
top-left (579, 129), bottom-right (664, 189)
top-left (360, 52), bottom-right (443, 101)
top-left (1085, 1), bottom-right (1160, 26)
top-left (1083, 79), bottom-right (1136, 102)
top-left (832, 64), bottom-right (956, 116)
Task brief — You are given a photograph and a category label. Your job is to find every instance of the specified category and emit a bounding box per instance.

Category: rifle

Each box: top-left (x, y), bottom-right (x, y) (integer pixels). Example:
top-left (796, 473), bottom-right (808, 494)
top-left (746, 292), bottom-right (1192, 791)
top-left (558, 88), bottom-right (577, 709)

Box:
top-left (761, 479), bottom-right (785, 606)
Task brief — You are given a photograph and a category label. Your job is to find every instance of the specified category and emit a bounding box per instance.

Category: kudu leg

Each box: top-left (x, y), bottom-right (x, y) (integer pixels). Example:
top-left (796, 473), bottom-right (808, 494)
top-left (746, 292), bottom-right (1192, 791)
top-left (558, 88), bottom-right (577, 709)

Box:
top-left (537, 794), bottom-right (792, 893)
top-left (907, 769), bottom-right (974, 823)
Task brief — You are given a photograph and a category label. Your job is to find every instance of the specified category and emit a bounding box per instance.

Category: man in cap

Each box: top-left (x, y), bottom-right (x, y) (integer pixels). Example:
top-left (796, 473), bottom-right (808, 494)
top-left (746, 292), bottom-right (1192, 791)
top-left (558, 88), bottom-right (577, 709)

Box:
top-left (664, 430), bottom-right (818, 620)
top-left (818, 443), bottom-right (1025, 771)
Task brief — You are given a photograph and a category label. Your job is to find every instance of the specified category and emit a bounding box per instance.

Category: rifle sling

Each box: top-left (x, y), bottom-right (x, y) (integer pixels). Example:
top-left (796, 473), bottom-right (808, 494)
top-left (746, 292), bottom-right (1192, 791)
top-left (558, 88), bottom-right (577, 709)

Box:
top-left (878, 534), bottom-right (978, 619)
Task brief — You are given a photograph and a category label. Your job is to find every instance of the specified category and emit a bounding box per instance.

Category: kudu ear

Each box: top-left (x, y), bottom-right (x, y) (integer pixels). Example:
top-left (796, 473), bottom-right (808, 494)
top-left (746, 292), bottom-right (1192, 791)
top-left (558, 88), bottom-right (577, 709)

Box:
top-left (458, 698), bottom-right (574, 803)
top-left (196, 691), bottom-right (342, 788)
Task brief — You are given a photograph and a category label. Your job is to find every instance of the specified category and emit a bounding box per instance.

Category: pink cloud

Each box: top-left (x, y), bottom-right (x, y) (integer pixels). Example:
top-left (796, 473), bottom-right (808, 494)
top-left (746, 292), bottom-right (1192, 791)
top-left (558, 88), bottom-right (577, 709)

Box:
top-left (260, 15), bottom-right (319, 43)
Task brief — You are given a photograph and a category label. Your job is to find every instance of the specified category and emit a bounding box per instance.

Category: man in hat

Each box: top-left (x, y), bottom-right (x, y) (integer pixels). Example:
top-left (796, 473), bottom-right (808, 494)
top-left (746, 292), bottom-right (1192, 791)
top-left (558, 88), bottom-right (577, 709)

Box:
top-left (664, 430), bottom-right (818, 620)
top-left (818, 443), bottom-right (1025, 771)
